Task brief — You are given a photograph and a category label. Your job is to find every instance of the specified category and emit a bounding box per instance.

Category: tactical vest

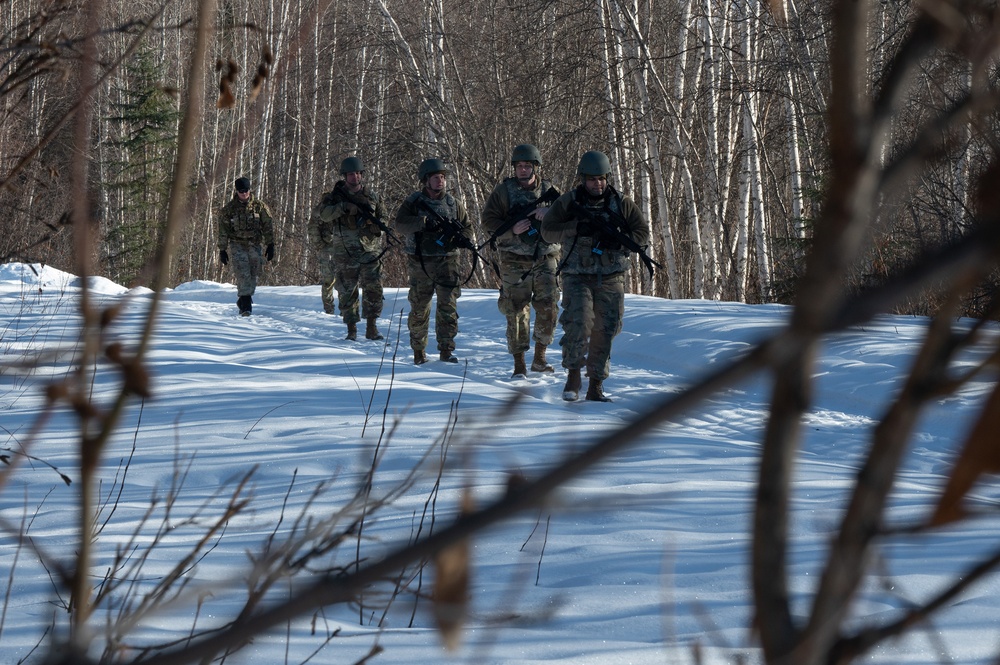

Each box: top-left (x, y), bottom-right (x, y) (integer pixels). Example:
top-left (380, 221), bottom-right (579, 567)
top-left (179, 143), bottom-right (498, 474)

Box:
top-left (496, 178), bottom-right (560, 257)
top-left (405, 192), bottom-right (463, 257)
top-left (562, 188), bottom-right (632, 275)
top-left (223, 197), bottom-right (269, 244)
top-left (327, 183), bottom-right (383, 248)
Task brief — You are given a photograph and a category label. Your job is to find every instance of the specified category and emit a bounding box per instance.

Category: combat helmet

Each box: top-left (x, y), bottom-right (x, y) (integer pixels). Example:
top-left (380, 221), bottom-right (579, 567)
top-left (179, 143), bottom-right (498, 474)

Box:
top-left (511, 143), bottom-right (542, 166)
top-left (339, 156), bottom-right (365, 174)
top-left (418, 158), bottom-right (449, 182)
top-left (577, 150), bottom-right (612, 177)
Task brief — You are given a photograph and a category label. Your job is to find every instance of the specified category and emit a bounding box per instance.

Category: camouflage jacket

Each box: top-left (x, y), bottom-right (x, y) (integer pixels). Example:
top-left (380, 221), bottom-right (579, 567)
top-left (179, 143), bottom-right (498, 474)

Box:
top-left (394, 190), bottom-right (472, 258)
top-left (218, 195), bottom-right (275, 249)
top-left (541, 185), bottom-right (649, 275)
top-left (309, 181), bottom-right (386, 255)
top-left (481, 177), bottom-right (560, 258)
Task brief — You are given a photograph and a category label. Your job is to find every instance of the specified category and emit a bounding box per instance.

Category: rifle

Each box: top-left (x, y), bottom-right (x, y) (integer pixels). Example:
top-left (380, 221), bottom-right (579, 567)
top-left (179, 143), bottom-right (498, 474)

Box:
top-left (417, 199), bottom-right (478, 253)
top-left (567, 200), bottom-right (662, 278)
top-left (352, 199), bottom-right (402, 245)
top-left (478, 185), bottom-right (561, 251)
top-left (415, 198), bottom-right (500, 280)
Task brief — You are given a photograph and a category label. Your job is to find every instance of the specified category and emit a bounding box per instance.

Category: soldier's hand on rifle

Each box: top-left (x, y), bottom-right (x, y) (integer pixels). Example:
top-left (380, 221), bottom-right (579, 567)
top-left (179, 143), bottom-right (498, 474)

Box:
top-left (513, 218), bottom-right (532, 235)
top-left (220, 249), bottom-right (229, 265)
top-left (320, 203), bottom-right (341, 222)
top-left (265, 243), bottom-right (275, 262)
top-left (344, 202), bottom-right (358, 215)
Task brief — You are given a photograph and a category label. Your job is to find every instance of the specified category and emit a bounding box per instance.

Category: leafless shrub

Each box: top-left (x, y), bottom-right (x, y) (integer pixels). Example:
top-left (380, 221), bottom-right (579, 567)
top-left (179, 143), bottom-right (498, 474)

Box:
top-left (5, 1), bottom-right (1000, 665)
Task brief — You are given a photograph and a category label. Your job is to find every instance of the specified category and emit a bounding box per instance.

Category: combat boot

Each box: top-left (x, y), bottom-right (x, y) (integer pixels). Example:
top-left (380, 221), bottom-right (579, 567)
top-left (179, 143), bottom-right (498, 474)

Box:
top-left (511, 352), bottom-right (527, 379)
top-left (365, 317), bottom-right (383, 340)
top-left (530, 342), bottom-right (554, 373)
top-left (414, 350), bottom-right (428, 365)
top-left (237, 295), bottom-right (252, 316)
top-left (562, 368), bottom-right (582, 401)
top-left (440, 350), bottom-right (459, 363)
top-left (346, 321), bottom-right (358, 341)
top-left (585, 378), bottom-right (612, 402)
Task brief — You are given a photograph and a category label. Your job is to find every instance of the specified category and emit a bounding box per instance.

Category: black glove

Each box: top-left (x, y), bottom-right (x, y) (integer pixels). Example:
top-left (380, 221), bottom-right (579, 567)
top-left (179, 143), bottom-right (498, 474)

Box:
top-left (220, 249), bottom-right (228, 265)
top-left (265, 243), bottom-right (275, 262)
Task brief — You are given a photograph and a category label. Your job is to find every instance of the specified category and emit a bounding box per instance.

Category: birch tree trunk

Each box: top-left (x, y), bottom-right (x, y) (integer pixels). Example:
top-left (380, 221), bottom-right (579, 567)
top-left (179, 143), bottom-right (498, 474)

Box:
top-left (952, 64), bottom-right (972, 236)
top-left (595, 0), bottom-right (620, 184)
top-left (787, 73), bottom-right (806, 242)
top-left (661, 0), bottom-right (700, 298)
top-left (741, 0), bottom-right (772, 299)
top-left (256, 0), bottom-right (289, 189)
top-left (734, 143), bottom-right (751, 301)
top-left (608, 0), bottom-right (677, 295)
top-left (0, 0), bottom-right (928, 302)
top-left (373, 0), bottom-right (444, 143)
top-left (696, 0), bottom-right (723, 299)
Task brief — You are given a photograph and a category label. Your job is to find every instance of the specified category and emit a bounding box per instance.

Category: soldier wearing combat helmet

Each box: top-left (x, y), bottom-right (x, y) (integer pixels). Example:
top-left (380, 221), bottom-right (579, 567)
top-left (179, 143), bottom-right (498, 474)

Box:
top-left (481, 143), bottom-right (561, 378)
top-left (393, 158), bottom-right (474, 365)
top-left (540, 150), bottom-right (651, 402)
top-left (217, 176), bottom-right (275, 316)
top-left (309, 156), bottom-right (388, 340)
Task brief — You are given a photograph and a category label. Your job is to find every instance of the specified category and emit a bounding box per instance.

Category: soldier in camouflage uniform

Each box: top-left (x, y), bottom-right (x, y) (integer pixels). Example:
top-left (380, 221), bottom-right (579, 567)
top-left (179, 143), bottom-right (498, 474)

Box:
top-left (309, 194), bottom-right (339, 316)
top-left (481, 144), bottom-right (561, 378)
top-left (218, 176), bottom-right (275, 316)
top-left (393, 158), bottom-right (474, 365)
top-left (541, 151), bottom-right (650, 402)
top-left (309, 156), bottom-right (387, 341)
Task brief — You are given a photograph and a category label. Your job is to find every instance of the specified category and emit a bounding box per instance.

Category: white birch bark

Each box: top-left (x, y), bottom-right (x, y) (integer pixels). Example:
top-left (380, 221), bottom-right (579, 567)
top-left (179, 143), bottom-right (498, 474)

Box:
top-left (610, 0), bottom-right (693, 298)
top-left (373, 0), bottom-right (445, 141)
top-left (284, 0), bottom-right (305, 257)
top-left (255, 0), bottom-right (290, 189)
top-left (665, 0), bottom-right (702, 298)
top-left (743, 11), bottom-right (772, 297)
top-left (608, 0), bottom-right (680, 295)
top-left (953, 64), bottom-right (972, 233)
top-left (300, 0), bottom-right (326, 275)
top-left (611, 0), bottom-right (630, 194)
top-left (716, 10), bottom-right (739, 292)
top-left (734, 146), bottom-right (751, 301)
top-left (787, 73), bottom-right (806, 242)
top-left (351, 0), bottom-right (374, 150)
top-left (697, 0), bottom-right (723, 299)
top-left (372, 47), bottom-right (389, 178)
top-left (595, 0), bottom-right (620, 182)
top-left (730, 0), bottom-right (771, 299)
top-left (786, 0), bottom-right (824, 111)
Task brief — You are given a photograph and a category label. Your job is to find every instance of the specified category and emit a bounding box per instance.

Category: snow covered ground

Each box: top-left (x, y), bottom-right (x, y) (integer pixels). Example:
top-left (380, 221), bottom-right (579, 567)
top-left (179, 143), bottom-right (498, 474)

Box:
top-left (2, 262), bottom-right (1000, 664)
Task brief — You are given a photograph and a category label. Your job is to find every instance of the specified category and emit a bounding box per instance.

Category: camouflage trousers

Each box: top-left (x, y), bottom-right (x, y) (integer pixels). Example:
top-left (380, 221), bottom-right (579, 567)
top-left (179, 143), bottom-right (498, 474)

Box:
top-left (332, 247), bottom-right (384, 324)
top-left (228, 242), bottom-right (263, 297)
top-left (558, 272), bottom-right (625, 381)
top-left (497, 252), bottom-right (559, 354)
top-left (315, 249), bottom-right (338, 314)
top-left (406, 253), bottom-right (461, 353)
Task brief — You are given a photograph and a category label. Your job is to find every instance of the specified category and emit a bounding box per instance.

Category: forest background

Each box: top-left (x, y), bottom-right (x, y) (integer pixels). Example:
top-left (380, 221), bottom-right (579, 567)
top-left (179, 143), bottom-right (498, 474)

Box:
top-left (1, 0), bottom-right (983, 313)
top-left (8, 2), bottom-right (1000, 664)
